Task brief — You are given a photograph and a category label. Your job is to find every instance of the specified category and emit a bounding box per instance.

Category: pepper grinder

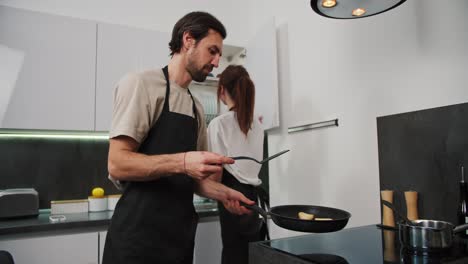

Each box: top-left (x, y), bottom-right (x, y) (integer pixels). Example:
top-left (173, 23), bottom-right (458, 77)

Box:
top-left (383, 230), bottom-right (397, 262)
top-left (381, 190), bottom-right (395, 227)
top-left (404, 191), bottom-right (419, 221)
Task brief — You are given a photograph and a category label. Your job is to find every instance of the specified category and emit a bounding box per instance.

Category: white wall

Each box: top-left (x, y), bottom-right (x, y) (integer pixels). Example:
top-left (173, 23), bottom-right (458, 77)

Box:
top-left (244, 0), bottom-right (468, 238)
top-left (2, 0), bottom-right (468, 239)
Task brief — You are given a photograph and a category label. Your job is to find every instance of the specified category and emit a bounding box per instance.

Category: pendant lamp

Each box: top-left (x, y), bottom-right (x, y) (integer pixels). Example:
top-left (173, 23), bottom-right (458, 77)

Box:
top-left (311, 0), bottom-right (407, 19)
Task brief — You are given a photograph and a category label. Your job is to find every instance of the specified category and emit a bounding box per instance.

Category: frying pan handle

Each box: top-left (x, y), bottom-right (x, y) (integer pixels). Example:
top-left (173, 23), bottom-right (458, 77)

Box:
top-left (376, 224), bottom-right (399, 231)
top-left (381, 200), bottom-right (412, 225)
top-left (241, 202), bottom-right (269, 221)
top-left (453, 223), bottom-right (468, 234)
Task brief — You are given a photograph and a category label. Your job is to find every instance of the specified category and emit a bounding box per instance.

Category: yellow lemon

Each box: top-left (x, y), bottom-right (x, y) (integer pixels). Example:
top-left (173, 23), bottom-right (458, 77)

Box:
top-left (92, 187), bottom-right (105, 198)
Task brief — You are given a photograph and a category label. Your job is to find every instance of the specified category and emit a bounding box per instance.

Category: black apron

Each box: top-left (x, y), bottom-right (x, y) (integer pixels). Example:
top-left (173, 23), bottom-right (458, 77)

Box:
top-left (103, 66), bottom-right (199, 264)
top-left (217, 169), bottom-right (269, 264)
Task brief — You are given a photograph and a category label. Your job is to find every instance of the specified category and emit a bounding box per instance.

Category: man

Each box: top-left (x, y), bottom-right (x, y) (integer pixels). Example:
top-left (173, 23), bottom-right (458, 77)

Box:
top-left (102, 11), bottom-right (253, 264)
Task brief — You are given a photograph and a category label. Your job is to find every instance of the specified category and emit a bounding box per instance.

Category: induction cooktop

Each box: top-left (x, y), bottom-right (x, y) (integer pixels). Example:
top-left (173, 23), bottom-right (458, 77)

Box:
top-left (256, 225), bottom-right (468, 264)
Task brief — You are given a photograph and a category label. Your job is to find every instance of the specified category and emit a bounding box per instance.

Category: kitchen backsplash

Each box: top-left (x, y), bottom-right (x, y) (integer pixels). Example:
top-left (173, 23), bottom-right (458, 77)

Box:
top-left (0, 132), bottom-right (115, 208)
top-left (0, 131), bottom-right (270, 209)
top-left (377, 102), bottom-right (468, 224)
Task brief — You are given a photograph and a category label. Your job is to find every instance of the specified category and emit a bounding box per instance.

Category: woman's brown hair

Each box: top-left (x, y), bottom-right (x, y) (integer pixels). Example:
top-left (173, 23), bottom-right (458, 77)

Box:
top-left (217, 65), bottom-right (255, 136)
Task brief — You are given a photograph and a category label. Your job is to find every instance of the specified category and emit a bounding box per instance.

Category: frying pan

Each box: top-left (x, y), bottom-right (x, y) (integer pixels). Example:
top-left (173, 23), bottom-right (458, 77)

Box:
top-left (243, 203), bottom-right (351, 233)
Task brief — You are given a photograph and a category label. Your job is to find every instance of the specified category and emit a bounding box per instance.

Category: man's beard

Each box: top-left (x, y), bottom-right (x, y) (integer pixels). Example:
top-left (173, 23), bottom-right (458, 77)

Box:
top-left (187, 59), bottom-right (212, 82)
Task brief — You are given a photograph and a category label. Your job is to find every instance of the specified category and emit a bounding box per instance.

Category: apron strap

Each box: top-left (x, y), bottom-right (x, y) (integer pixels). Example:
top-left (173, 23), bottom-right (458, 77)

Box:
top-left (163, 65), bottom-right (198, 147)
top-left (187, 88), bottom-right (199, 145)
top-left (161, 66), bottom-right (171, 112)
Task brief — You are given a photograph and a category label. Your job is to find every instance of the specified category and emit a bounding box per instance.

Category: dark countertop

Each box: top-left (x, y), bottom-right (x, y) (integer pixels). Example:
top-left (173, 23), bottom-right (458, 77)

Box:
top-left (0, 202), bottom-right (218, 236)
top-left (250, 225), bottom-right (468, 264)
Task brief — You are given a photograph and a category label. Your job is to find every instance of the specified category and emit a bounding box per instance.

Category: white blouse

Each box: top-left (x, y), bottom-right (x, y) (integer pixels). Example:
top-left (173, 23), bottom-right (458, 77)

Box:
top-left (207, 111), bottom-right (264, 186)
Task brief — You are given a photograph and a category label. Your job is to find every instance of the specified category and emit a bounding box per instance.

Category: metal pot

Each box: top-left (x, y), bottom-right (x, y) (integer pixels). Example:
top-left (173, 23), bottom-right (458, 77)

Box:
top-left (399, 219), bottom-right (468, 252)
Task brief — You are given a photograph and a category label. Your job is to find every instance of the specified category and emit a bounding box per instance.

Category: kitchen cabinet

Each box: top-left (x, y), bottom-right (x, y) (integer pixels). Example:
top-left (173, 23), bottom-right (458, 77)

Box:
top-left (94, 18), bottom-right (279, 131)
top-left (99, 231), bottom-right (107, 264)
top-left (0, 6), bottom-right (279, 132)
top-left (245, 18), bottom-right (279, 130)
top-left (94, 23), bottom-right (170, 131)
top-left (94, 22), bottom-right (249, 131)
top-left (4, 220), bottom-right (221, 264)
top-left (0, 231), bottom-right (99, 264)
top-left (194, 216), bottom-right (222, 264)
top-left (0, 218), bottom-right (222, 264)
top-left (0, 6), bottom-right (96, 131)
top-left (98, 219), bottom-right (221, 264)
top-left (98, 218), bottom-right (221, 264)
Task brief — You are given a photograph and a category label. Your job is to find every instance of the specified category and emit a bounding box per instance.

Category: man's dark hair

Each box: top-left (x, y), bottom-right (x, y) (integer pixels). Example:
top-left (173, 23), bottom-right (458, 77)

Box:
top-left (169, 11), bottom-right (226, 56)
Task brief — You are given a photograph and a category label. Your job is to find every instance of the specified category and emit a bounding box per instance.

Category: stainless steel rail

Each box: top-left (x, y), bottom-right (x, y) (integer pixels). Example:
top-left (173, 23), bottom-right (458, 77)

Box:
top-left (287, 118), bottom-right (338, 133)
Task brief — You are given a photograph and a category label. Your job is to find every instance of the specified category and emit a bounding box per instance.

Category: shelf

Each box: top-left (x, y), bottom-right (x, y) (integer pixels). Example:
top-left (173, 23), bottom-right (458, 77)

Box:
top-left (222, 45), bottom-right (246, 62)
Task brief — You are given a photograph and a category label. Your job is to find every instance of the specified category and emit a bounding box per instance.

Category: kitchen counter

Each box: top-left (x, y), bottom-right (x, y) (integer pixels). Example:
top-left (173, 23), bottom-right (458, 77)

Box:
top-left (249, 225), bottom-right (468, 264)
top-left (0, 202), bottom-right (218, 236)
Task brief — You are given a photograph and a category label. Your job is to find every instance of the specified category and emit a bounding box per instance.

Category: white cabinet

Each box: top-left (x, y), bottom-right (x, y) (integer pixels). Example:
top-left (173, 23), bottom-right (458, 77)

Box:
top-left (98, 219), bottom-right (220, 264)
top-left (0, 232), bottom-right (99, 264)
top-left (95, 20), bottom-right (279, 132)
top-left (95, 22), bottom-right (249, 130)
top-left (0, 218), bottom-right (221, 264)
top-left (245, 18), bottom-right (279, 130)
top-left (95, 23), bottom-right (170, 131)
top-left (99, 231), bottom-right (107, 264)
top-left (194, 216), bottom-right (222, 264)
top-left (0, 6), bottom-right (96, 130)
top-left (0, 6), bottom-right (279, 132)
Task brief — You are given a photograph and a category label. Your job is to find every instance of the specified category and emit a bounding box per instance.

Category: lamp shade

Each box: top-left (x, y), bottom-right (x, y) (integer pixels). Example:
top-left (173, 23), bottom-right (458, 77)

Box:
top-left (310, 0), bottom-right (407, 19)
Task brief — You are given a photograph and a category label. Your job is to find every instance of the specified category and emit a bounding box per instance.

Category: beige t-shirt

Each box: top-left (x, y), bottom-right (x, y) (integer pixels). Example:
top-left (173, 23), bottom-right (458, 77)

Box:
top-left (109, 68), bottom-right (207, 151)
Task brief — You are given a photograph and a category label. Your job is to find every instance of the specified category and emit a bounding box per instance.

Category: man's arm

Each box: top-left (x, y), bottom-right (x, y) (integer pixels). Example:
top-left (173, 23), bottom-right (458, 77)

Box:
top-left (108, 136), bottom-right (234, 181)
top-left (194, 179), bottom-right (254, 215)
top-left (207, 171), bottom-right (222, 182)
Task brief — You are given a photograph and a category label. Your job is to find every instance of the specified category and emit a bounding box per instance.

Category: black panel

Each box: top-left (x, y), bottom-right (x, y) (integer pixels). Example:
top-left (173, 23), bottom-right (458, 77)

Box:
top-left (0, 134), bottom-right (270, 209)
top-left (377, 102), bottom-right (468, 224)
top-left (0, 137), bottom-right (118, 209)
top-left (250, 225), bottom-right (468, 263)
top-left (259, 132), bottom-right (270, 199)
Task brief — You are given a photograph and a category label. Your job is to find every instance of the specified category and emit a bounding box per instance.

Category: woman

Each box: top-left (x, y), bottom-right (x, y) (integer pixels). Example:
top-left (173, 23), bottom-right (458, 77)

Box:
top-left (207, 65), bottom-right (267, 264)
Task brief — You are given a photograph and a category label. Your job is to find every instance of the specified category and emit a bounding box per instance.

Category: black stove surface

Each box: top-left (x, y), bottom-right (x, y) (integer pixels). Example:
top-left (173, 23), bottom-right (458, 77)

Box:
top-left (259, 225), bottom-right (468, 264)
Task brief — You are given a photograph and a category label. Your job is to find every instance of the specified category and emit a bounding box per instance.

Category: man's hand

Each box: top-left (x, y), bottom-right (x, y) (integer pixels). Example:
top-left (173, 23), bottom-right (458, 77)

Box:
top-left (195, 179), bottom-right (254, 215)
top-left (221, 187), bottom-right (254, 215)
top-left (184, 151), bottom-right (234, 180)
